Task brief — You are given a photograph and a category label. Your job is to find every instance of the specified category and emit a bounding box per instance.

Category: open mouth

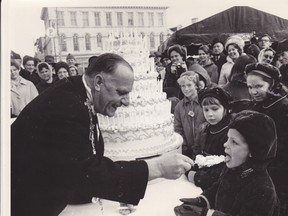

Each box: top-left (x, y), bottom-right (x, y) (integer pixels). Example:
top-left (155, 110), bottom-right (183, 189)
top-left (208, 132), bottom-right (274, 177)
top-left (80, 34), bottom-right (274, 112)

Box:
top-left (225, 153), bottom-right (231, 163)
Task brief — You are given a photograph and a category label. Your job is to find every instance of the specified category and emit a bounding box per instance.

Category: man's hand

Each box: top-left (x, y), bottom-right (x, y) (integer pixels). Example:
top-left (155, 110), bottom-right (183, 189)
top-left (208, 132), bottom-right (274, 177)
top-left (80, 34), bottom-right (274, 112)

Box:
top-left (146, 153), bottom-right (194, 180)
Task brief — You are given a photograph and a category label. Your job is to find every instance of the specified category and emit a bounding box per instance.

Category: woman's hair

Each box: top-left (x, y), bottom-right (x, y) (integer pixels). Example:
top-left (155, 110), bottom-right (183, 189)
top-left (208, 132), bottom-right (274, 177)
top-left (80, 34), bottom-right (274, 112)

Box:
top-left (167, 44), bottom-right (187, 61)
top-left (229, 54), bottom-right (257, 83)
top-left (177, 72), bottom-right (200, 90)
top-left (11, 60), bottom-right (20, 70)
top-left (198, 45), bottom-right (211, 55)
top-left (226, 43), bottom-right (243, 56)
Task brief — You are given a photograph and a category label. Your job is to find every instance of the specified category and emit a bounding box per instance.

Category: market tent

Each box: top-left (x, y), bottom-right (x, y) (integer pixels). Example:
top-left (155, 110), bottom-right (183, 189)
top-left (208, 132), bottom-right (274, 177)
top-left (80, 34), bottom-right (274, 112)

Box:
top-left (158, 6), bottom-right (288, 53)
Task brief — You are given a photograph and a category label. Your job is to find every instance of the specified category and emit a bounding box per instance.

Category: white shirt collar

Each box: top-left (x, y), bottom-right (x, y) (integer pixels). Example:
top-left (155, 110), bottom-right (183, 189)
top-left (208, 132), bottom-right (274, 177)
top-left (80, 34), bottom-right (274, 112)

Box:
top-left (82, 74), bottom-right (93, 102)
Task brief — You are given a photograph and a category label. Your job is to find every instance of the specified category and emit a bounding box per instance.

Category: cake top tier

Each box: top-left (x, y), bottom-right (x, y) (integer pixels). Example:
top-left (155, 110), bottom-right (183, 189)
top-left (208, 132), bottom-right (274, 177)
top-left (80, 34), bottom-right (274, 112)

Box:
top-left (103, 31), bottom-right (149, 55)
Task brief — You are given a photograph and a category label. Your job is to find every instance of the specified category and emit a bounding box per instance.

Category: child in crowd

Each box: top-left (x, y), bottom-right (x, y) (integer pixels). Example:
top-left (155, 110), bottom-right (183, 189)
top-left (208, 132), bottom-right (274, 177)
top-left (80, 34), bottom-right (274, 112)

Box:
top-left (187, 87), bottom-right (232, 190)
top-left (174, 71), bottom-right (207, 158)
top-left (175, 110), bottom-right (280, 216)
top-left (246, 63), bottom-right (288, 215)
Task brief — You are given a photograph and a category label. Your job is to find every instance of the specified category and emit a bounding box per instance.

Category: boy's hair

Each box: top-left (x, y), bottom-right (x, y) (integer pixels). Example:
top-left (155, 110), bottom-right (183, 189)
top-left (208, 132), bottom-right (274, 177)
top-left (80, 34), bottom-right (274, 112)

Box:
top-left (177, 71), bottom-right (200, 90)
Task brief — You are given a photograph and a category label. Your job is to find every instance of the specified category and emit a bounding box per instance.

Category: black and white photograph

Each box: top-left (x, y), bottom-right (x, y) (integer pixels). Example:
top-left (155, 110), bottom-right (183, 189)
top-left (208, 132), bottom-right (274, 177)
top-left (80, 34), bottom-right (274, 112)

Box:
top-left (2, 0), bottom-right (288, 215)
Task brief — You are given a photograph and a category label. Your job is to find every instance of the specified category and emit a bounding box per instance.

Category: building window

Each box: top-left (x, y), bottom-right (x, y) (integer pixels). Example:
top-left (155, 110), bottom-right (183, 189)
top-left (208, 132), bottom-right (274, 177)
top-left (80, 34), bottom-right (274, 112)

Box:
top-left (150, 33), bottom-right (155, 48)
top-left (159, 32), bottom-right (164, 44)
top-left (85, 33), bottom-right (91, 50)
top-left (117, 12), bottom-right (123, 26)
top-left (158, 13), bottom-right (164, 26)
top-left (97, 33), bottom-right (102, 48)
top-left (94, 12), bottom-right (101, 26)
top-left (127, 12), bottom-right (134, 26)
top-left (140, 32), bottom-right (145, 38)
top-left (60, 34), bottom-right (67, 52)
top-left (73, 34), bottom-right (79, 51)
top-left (82, 12), bottom-right (89, 27)
top-left (70, 11), bottom-right (77, 26)
top-left (106, 12), bottom-right (112, 26)
top-left (138, 12), bottom-right (144, 26)
top-left (57, 11), bottom-right (65, 26)
top-left (148, 12), bottom-right (154, 26)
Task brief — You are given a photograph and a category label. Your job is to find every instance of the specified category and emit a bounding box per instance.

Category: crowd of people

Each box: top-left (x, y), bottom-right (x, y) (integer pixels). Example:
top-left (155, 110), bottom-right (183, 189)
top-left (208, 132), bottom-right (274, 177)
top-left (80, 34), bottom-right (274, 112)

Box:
top-left (155, 34), bottom-right (288, 215)
top-left (10, 33), bottom-right (288, 216)
top-left (10, 52), bottom-right (86, 117)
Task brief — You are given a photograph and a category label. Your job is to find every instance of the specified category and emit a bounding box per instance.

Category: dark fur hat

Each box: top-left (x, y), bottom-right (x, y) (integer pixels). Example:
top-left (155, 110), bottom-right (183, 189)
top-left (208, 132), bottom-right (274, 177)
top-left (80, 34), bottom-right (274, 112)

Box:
top-left (245, 63), bottom-right (281, 83)
top-left (54, 61), bottom-right (69, 73)
top-left (229, 110), bottom-right (277, 164)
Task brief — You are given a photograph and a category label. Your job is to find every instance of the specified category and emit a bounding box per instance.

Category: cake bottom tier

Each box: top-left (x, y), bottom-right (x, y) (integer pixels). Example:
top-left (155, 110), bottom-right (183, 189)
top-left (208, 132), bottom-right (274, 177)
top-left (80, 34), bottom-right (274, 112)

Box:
top-left (104, 133), bottom-right (183, 161)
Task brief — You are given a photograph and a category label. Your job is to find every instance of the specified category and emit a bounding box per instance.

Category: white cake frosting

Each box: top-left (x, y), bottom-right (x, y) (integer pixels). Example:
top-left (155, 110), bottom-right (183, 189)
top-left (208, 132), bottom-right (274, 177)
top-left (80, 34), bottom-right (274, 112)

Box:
top-left (98, 32), bottom-right (182, 161)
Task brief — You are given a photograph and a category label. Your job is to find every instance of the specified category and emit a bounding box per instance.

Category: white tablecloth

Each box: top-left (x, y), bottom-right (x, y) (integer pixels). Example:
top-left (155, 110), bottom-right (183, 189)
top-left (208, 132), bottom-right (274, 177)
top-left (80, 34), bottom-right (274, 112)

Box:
top-left (59, 176), bottom-right (202, 216)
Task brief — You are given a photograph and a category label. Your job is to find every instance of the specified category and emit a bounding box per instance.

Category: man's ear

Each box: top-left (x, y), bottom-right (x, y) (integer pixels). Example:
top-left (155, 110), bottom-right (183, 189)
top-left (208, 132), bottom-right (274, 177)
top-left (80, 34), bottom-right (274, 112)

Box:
top-left (93, 74), bottom-right (103, 91)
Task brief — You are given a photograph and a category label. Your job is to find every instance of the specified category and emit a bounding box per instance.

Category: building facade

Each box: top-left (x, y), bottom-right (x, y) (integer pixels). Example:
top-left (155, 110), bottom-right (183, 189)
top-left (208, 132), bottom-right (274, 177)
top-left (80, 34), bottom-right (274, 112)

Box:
top-left (39, 6), bottom-right (169, 69)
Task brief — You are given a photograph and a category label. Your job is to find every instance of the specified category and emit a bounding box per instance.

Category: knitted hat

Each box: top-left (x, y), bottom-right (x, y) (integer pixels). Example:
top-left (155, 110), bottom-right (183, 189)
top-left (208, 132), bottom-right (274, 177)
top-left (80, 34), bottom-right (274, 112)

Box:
top-left (245, 63), bottom-right (281, 84)
top-left (225, 35), bottom-right (245, 52)
top-left (66, 53), bottom-right (75, 60)
top-left (54, 61), bottom-right (69, 73)
top-left (228, 110), bottom-right (277, 164)
top-left (188, 63), bottom-right (211, 87)
top-left (198, 86), bottom-right (233, 109)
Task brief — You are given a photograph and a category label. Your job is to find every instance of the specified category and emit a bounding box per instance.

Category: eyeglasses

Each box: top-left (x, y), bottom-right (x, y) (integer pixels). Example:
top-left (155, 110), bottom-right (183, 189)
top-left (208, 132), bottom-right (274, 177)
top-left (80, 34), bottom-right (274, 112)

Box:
top-left (261, 39), bottom-right (270, 42)
top-left (264, 55), bottom-right (274, 60)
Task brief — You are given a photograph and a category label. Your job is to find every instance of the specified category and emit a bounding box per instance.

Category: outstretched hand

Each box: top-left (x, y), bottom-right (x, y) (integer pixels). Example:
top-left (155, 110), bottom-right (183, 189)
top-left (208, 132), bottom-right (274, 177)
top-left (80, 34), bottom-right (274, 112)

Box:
top-left (146, 153), bottom-right (194, 180)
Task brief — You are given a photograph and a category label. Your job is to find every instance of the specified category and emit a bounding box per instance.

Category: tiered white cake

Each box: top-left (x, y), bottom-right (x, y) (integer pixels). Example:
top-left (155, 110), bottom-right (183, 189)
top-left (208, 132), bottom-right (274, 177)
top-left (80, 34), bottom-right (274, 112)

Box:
top-left (98, 32), bottom-right (182, 161)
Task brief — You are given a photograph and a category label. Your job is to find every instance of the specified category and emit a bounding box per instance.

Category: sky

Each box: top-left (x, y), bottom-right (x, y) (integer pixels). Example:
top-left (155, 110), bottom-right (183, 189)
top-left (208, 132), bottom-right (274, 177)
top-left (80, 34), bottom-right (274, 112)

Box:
top-left (3, 0), bottom-right (288, 58)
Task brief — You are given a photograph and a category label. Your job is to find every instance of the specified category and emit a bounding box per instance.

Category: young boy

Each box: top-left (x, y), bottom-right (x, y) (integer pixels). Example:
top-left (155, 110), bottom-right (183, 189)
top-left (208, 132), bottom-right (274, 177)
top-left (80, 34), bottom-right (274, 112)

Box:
top-left (174, 71), bottom-right (208, 158)
top-left (175, 110), bottom-right (280, 216)
top-left (188, 87), bottom-right (233, 190)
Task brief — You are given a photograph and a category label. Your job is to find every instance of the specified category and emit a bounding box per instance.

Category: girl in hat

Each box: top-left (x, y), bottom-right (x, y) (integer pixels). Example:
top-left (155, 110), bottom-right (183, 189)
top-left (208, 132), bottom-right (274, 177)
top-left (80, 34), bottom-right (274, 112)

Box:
top-left (246, 62), bottom-right (288, 215)
top-left (174, 71), bottom-right (207, 158)
top-left (175, 110), bottom-right (280, 216)
top-left (187, 86), bottom-right (232, 190)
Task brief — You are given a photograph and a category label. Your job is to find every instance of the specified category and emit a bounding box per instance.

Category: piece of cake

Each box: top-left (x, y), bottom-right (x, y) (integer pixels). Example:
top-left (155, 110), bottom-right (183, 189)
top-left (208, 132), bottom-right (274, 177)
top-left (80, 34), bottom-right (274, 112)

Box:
top-left (194, 155), bottom-right (225, 168)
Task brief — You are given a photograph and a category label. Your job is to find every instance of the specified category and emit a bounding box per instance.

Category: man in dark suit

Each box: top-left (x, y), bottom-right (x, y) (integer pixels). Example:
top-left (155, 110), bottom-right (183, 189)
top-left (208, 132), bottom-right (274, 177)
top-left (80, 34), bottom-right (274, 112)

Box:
top-left (211, 39), bottom-right (227, 80)
top-left (11, 53), bottom-right (193, 216)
